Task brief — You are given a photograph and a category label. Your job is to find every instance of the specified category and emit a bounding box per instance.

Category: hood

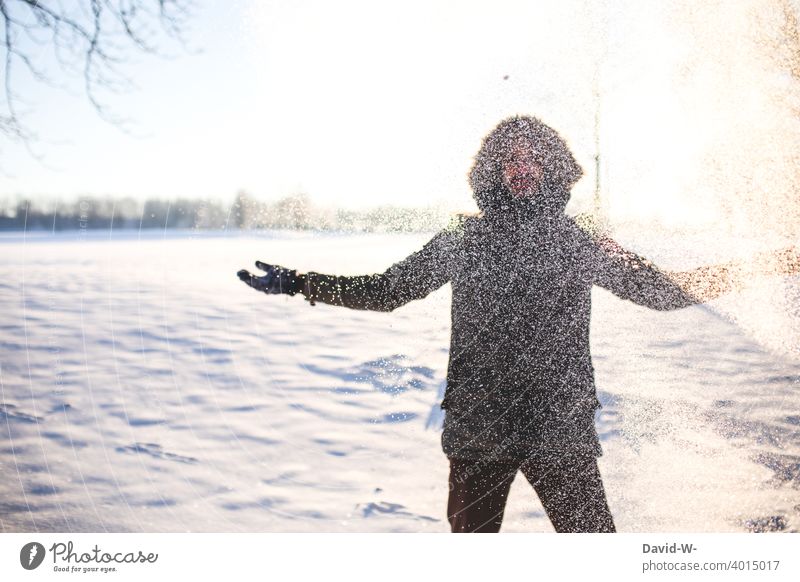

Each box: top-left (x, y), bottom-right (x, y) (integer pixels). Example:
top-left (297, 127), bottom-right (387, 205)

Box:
top-left (468, 116), bottom-right (583, 218)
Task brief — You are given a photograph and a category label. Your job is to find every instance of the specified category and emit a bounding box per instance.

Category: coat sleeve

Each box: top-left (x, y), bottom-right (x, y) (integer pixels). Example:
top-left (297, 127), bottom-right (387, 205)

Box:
top-left (302, 229), bottom-right (456, 312)
top-left (586, 236), bottom-right (699, 311)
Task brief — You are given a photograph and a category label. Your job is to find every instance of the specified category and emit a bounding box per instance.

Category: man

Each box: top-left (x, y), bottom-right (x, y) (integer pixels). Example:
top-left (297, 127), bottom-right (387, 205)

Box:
top-left (237, 116), bottom-right (799, 532)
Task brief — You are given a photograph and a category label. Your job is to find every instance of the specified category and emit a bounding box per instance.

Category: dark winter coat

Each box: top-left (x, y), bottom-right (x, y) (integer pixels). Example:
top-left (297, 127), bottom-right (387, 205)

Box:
top-left (303, 187), bottom-right (699, 462)
top-left (297, 113), bottom-right (698, 462)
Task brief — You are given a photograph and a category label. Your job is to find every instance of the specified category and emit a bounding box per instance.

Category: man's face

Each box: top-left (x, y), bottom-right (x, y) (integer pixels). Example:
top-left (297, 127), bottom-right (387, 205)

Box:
top-left (501, 140), bottom-right (544, 199)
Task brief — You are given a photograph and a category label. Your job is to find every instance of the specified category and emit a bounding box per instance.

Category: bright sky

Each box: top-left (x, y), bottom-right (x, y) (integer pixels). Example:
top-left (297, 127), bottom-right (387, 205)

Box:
top-left (1, 0), bottom-right (797, 227)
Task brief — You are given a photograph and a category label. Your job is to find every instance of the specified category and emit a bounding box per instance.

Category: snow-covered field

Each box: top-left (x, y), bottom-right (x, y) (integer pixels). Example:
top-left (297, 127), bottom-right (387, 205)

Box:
top-left (1, 229), bottom-right (799, 532)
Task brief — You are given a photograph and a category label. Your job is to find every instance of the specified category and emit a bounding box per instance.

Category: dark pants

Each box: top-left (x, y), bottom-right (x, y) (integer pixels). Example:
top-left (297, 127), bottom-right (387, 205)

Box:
top-left (447, 454), bottom-right (616, 533)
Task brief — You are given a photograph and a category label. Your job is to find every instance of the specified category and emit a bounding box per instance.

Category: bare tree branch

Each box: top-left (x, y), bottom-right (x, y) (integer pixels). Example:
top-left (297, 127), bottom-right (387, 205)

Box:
top-left (0, 0), bottom-right (193, 143)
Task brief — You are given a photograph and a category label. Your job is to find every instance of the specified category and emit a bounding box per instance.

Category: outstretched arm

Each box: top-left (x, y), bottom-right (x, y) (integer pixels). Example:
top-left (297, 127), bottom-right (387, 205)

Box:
top-left (590, 235), bottom-right (800, 309)
top-left (590, 237), bottom-right (698, 310)
top-left (237, 229), bottom-right (456, 312)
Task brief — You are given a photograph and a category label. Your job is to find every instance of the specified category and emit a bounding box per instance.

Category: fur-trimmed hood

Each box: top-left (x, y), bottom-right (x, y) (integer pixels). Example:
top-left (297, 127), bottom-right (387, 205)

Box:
top-left (468, 116), bottom-right (583, 217)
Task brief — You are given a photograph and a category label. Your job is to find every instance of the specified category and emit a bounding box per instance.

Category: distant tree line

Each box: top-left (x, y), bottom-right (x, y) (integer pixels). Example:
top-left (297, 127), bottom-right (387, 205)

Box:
top-left (0, 192), bottom-right (451, 233)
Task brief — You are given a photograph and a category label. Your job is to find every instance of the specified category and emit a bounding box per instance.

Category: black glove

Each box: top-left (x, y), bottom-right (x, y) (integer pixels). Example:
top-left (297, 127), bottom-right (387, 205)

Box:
top-left (237, 261), bottom-right (300, 295)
